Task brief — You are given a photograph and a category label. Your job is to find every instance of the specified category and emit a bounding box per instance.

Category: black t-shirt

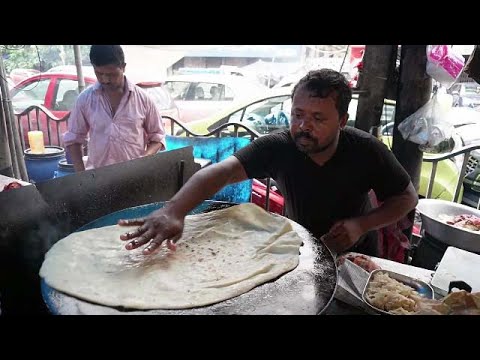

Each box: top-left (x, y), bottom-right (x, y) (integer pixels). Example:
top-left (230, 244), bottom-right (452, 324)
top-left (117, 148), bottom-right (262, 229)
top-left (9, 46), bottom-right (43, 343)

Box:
top-left (234, 127), bottom-right (411, 253)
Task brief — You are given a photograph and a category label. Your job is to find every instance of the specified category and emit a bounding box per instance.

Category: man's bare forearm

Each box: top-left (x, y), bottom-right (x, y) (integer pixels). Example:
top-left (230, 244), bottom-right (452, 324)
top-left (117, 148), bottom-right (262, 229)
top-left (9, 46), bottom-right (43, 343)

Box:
top-left (358, 182), bottom-right (418, 233)
top-left (165, 156), bottom-right (247, 218)
top-left (66, 144), bottom-right (85, 172)
top-left (145, 141), bottom-right (164, 156)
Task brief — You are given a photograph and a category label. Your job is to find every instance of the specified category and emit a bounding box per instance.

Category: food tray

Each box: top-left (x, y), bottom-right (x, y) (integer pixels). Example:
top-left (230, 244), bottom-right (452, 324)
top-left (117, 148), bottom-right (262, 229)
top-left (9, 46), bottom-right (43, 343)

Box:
top-left (362, 269), bottom-right (435, 315)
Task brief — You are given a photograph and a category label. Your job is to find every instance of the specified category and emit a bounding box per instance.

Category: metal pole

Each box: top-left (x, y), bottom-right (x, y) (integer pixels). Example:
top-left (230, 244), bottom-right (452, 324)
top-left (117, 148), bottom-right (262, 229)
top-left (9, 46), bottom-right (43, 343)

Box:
top-left (0, 55), bottom-right (18, 178)
top-left (0, 51), bottom-right (12, 176)
top-left (0, 94), bottom-right (13, 177)
top-left (1, 93), bottom-right (19, 178)
top-left (74, 45), bottom-right (85, 93)
top-left (0, 54), bottom-right (28, 180)
top-left (267, 57), bottom-right (275, 88)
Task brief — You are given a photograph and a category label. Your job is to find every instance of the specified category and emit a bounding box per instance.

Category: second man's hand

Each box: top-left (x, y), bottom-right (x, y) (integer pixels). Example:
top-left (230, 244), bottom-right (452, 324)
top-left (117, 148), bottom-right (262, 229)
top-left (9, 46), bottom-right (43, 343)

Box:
top-left (322, 218), bottom-right (366, 254)
top-left (118, 207), bottom-right (185, 255)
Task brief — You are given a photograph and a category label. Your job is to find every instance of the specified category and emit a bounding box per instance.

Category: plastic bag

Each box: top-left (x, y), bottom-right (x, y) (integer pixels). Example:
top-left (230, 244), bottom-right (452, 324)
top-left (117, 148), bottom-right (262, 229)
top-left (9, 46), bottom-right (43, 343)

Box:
top-left (426, 45), bottom-right (465, 88)
top-left (398, 93), bottom-right (455, 153)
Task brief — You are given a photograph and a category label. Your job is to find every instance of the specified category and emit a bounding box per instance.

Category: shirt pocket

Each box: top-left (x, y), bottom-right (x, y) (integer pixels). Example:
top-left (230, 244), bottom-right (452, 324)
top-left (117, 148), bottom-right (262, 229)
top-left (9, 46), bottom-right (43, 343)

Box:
top-left (113, 115), bottom-right (144, 146)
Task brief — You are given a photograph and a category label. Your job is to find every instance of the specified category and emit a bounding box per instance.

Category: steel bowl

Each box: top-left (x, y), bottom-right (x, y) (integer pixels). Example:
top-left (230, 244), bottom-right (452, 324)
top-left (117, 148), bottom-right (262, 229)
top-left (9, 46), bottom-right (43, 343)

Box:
top-left (416, 199), bottom-right (480, 253)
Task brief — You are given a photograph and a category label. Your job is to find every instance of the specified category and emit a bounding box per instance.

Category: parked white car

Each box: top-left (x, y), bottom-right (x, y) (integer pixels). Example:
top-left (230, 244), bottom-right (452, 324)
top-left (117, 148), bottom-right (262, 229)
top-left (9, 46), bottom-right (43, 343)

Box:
top-left (163, 74), bottom-right (268, 123)
top-left (450, 82), bottom-right (480, 108)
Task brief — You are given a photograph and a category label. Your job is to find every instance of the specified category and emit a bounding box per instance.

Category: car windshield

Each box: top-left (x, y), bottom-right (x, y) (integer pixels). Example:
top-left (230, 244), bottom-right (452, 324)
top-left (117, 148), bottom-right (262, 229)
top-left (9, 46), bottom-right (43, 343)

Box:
top-left (142, 86), bottom-right (172, 110)
top-left (463, 83), bottom-right (480, 97)
top-left (164, 81), bottom-right (190, 101)
top-left (241, 96), bottom-right (291, 134)
top-left (11, 78), bottom-right (50, 112)
top-left (208, 95), bottom-right (291, 133)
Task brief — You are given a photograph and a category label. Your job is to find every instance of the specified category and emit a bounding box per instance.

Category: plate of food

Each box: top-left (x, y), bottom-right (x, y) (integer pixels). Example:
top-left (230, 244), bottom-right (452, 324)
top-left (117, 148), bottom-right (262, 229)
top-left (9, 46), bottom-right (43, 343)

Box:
top-left (362, 269), bottom-right (435, 315)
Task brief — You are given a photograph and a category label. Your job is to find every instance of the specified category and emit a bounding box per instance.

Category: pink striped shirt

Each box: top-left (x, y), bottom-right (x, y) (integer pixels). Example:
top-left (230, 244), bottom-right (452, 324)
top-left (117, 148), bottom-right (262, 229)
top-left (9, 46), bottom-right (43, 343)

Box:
top-left (63, 77), bottom-right (165, 170)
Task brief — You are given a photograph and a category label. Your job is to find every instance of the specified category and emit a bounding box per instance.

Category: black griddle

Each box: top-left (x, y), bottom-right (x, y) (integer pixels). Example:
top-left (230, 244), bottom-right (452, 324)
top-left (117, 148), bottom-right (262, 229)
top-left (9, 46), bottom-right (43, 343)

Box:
top-left (41, 201), bottom-right (337, 315)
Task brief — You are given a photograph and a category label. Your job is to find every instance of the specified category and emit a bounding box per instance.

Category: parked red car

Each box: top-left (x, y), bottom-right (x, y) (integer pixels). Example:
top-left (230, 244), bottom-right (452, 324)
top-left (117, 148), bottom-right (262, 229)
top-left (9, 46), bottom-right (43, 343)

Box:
top-left (9, 68), bottom-right (40, 85)
top-left (10, 72), bottom-right (179, 148)
top-left (251, 179), bottom-right (284, 215)
top-left (11, 72), bottom-right (95, 118)
top-left (10, 72), bottom-right (95, 148)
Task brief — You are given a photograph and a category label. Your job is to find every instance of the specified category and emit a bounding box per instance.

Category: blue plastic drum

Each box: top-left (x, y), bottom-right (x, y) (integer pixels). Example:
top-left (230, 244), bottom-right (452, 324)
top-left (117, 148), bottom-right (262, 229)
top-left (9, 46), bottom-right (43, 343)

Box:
top-left (54, 159), bottom-right (75, 178)
top-left (24, 146), bottom-right (65, 183)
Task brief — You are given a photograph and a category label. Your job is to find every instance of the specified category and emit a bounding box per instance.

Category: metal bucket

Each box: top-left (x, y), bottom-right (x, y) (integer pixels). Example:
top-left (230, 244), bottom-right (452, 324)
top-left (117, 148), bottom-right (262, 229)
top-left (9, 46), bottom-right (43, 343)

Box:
top-left (416, 199), bottom-right (480, 253)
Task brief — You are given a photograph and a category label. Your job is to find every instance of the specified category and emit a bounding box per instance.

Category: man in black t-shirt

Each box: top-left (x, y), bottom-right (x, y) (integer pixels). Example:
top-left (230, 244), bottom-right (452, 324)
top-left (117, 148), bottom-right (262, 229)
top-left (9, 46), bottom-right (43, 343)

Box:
top-left (119, 69), bottom-right (418, 257)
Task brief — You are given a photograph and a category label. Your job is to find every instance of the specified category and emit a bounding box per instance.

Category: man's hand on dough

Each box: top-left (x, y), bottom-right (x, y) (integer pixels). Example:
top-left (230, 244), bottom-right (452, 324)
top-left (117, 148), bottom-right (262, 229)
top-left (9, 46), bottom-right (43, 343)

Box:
top-left (118, 208), bottom-right (184, 255)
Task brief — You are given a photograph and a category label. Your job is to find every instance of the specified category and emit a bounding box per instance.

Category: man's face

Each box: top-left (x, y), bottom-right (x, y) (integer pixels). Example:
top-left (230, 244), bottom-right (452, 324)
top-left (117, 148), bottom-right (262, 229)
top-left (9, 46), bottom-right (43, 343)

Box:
top-left (93, 63), bottom-right (125, 91)
top-left (290, 85), bottom-right (348, 154)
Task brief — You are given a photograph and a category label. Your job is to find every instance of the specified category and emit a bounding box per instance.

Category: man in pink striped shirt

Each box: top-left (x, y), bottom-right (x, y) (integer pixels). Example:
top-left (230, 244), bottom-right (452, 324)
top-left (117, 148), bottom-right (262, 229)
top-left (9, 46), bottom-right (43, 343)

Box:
top-left (64, 45), bottom-right (165, 171)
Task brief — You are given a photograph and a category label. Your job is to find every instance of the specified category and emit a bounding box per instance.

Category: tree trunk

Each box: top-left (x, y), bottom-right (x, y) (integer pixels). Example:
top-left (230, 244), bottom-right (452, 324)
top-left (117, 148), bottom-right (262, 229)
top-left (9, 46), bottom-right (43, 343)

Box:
top-left (392, 45), bottom-right (432, 190)
top-left (355, 45), bottom-right (397, 136)
top-left (391, 45), bottom-right (432, 258)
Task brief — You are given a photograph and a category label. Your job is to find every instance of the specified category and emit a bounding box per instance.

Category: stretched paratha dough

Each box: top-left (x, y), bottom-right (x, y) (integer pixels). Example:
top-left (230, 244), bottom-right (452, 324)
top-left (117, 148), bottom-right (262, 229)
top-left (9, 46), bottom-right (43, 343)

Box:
top-left (39, 203), bottom-right (303, 310)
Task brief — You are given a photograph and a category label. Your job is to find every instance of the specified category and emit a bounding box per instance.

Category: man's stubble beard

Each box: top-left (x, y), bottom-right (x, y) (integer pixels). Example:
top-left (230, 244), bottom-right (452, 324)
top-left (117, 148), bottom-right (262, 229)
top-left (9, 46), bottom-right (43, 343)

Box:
top-left (293, 132), bottom-right (336, 154)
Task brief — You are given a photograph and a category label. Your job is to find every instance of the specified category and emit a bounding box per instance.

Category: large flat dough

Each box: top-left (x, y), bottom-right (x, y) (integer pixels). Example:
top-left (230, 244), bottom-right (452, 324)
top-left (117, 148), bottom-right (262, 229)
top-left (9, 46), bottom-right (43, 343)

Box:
top-left (39, 203), bottom-right (303, 310)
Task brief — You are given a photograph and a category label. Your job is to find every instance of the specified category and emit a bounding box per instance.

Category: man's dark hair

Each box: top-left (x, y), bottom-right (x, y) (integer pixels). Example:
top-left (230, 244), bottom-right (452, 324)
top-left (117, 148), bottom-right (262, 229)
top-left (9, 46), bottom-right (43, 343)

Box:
top-left (292, 69), bottom-right (352, 117)
top-left (89, 45), bottom-right (125, 67)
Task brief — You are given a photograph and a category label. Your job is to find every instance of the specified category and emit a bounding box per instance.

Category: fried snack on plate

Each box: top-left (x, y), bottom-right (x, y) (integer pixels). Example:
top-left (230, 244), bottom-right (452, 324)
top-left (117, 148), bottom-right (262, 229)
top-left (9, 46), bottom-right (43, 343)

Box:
top-left (415, 291), bottom-right (480, 315)
top-left (337, 252), bottom-right (381, 273)
top-left (414, 298), bottom-right (450, 315)
top-left (365, 271), bottom-right (423, 314)
top-left (3, 181), bottom-right (22, 191)
top-left (441, 291), bottom-right (480, 315)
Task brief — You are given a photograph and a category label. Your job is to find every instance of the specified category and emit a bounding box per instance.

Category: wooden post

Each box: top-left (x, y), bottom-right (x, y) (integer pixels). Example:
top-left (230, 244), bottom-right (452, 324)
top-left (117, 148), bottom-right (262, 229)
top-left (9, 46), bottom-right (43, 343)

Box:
top-left (74, 45), bottom-right (86, 93)
top-left (0, 55), bottom-right (13, 177)
top-left (0, 54), bottom-right (28, 180)
top-left (0, 100), bottom-right (13, 177)
top-left (392, 45), bottom-right (432, 258)
top-left (355, 45), bottom-right (397, 135)
top-left (391, 45), bottom-right (432, 191)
